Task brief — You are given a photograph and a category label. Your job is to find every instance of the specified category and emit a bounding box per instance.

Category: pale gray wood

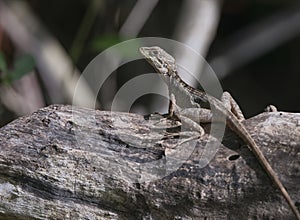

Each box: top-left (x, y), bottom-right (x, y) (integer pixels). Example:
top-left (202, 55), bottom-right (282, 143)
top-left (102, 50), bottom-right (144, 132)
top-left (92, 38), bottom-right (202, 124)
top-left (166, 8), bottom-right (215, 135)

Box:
top-left (0, 105), bottom-right (299, 219)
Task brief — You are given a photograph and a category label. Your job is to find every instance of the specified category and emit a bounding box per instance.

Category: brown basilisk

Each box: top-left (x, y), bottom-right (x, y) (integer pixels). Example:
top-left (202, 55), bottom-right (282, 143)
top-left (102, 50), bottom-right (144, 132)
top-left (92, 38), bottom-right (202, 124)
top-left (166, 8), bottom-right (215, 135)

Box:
top-left (139, 46), bottom-right (300, 219)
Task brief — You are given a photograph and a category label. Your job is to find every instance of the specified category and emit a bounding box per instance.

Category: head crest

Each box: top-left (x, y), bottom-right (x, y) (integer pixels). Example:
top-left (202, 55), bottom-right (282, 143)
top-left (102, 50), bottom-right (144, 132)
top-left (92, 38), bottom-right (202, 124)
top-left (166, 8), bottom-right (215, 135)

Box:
top-left (139, 46), bottom-right (177, 75)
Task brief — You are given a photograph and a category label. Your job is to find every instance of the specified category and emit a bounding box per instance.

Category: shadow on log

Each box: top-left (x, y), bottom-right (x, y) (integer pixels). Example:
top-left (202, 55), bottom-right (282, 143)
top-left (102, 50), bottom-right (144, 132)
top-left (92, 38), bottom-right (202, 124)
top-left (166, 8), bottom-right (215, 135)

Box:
top-left (0, 105), bottom-right (299, 219)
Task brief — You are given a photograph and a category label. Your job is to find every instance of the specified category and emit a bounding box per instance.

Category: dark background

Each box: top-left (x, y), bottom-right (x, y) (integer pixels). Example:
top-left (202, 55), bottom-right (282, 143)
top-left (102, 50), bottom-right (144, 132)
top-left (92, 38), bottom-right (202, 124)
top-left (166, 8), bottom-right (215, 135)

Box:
top-left (0, 0), bottom-right (299, 126)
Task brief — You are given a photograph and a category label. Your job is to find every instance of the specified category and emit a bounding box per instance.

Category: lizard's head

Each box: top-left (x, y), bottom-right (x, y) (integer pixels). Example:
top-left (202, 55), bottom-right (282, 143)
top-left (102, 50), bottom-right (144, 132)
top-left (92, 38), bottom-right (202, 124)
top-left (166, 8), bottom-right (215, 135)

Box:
top-left (139, 46), bottom-right (177, 75)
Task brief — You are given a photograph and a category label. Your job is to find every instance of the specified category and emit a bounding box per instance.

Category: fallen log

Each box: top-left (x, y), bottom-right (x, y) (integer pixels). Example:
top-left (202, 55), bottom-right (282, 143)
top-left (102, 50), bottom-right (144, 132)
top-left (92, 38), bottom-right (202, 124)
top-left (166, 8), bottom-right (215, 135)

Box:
top-left (0, 105), bottom-right (299, 219)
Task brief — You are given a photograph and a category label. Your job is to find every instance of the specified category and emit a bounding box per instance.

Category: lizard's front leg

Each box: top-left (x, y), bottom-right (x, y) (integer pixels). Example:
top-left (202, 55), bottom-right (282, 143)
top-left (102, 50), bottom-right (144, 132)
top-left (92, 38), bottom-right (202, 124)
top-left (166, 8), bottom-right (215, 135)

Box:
top-left (169, 94), bottom-right (205, 136)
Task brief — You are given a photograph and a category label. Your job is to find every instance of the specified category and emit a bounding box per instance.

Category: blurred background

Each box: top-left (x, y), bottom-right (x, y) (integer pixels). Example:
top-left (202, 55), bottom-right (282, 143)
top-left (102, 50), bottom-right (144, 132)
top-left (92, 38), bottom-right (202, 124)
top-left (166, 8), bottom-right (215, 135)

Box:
top-left (0, 0), bottom-right (299, 127)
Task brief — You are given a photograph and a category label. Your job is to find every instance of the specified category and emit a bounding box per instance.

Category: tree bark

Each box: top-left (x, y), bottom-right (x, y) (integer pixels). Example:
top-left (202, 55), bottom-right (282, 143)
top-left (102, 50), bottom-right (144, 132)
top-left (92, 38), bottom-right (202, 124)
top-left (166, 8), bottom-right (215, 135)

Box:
top-left (0, 105), bottom-right (299, 219)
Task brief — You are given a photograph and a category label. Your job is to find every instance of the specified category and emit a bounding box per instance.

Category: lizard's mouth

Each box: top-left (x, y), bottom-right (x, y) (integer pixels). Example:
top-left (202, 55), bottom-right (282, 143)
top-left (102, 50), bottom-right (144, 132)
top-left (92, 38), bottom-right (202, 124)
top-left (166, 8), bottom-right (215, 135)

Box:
top-left (139, 47), bottom-right (166, 74)
top-left (139, 46), bottom-right (177, 75)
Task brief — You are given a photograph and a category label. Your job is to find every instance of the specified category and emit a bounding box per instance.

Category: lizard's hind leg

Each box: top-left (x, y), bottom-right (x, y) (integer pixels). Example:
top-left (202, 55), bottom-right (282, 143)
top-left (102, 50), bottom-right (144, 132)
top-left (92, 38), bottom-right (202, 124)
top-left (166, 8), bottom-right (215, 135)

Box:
top-left (221, 91), bottom-right (245, 121)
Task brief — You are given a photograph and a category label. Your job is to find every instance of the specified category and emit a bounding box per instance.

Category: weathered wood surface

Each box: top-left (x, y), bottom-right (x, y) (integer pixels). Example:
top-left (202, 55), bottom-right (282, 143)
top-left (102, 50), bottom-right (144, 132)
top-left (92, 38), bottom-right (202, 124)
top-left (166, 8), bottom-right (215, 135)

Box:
top-left (0, 104), bottom-right (299, 219)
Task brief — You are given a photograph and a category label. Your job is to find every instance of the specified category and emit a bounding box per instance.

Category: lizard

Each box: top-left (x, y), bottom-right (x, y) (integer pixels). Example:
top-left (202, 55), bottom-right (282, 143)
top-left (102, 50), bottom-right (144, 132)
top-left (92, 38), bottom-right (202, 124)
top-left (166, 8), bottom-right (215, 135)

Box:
top-left (139, 46), bottom-right (300, 219)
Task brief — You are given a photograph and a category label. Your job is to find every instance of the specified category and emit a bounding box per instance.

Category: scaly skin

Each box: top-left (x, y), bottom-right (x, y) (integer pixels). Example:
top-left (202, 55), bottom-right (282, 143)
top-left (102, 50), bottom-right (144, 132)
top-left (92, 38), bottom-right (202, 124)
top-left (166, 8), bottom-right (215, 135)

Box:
top-left (140, 46), bottom-right (300, 219)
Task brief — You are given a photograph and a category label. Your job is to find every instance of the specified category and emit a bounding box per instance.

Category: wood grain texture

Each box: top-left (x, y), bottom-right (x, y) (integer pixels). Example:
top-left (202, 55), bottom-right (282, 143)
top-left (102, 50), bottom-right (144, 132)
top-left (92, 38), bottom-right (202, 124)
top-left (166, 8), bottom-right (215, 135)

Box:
top-left (0, 105), bottom-right (299, 219)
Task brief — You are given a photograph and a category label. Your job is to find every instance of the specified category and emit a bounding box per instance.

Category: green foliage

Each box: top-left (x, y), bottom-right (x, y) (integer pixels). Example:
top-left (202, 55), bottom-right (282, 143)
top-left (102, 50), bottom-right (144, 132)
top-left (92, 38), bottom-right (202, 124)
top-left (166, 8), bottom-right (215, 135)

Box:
top-left (9, 54), bottom-right (35, 82)
top-left (91, 34), bottom-right (143, 59)
top-left (91, 33), bottom-right (123, 51)
top-left (0, 52), bottom-right (35, 85)
top-left (0, 52), bottom-right (7, 73)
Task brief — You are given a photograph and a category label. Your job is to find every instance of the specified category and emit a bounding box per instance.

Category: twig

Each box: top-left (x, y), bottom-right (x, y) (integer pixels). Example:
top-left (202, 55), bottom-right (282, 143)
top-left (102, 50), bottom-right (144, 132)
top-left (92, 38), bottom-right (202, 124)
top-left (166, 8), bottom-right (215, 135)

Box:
top-left (0, 0), bottom-right (97, 107)
top-left (119, 0), bottom-right (159, 37)
top-left (209, 4), bottom-right (300, 79)
top-left (173, 0), bottom-right (222, 87)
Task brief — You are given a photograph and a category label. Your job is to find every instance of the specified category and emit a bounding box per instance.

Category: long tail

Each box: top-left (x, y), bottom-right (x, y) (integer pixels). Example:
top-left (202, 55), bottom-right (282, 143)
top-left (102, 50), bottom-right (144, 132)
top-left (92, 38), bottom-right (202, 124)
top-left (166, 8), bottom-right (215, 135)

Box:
top-left (228, 117), bottom-right (300, 219)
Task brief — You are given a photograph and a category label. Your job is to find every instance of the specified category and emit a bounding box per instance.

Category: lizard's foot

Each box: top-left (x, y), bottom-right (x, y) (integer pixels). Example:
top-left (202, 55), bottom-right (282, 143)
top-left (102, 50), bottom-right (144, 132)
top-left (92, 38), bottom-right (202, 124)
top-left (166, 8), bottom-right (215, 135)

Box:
top-left (163, 131), bottom-right (201, 149)
top-left (265, 105), bottom-right (277, 112)
top-left (175, 134), bottom-right (201, 148)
